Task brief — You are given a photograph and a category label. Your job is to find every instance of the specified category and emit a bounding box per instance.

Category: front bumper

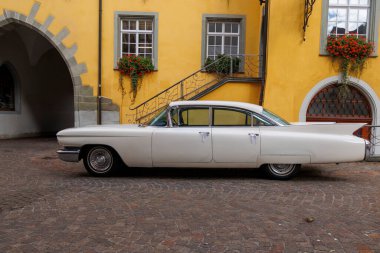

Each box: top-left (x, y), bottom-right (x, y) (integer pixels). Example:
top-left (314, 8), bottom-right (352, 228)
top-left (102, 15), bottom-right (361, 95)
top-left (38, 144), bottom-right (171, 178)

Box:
top-left (57, 148), bottom-right (81, 162)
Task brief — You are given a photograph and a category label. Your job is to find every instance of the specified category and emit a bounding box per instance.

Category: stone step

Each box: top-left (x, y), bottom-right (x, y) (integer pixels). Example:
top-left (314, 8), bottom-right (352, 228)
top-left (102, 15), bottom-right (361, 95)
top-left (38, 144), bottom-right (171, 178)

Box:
top-left (101, 97), bottom-right (112, 104)
top-left (75, 96), bottom-right (97, 103)
top-left (74, 96), bottom-right (114, 104)
top-left (77, 86), bottom-right (94, 96)
top-left (75, 101), bottom-right (119, 112)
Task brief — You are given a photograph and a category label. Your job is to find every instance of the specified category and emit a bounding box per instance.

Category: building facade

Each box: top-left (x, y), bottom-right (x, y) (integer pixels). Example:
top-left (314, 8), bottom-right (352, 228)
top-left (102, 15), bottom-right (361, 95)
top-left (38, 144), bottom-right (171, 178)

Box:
top-left (264, 0), bottom-right (380, 155)
top-left (1, 0), bottom-right (380, 155)
top-left (0, 0), bottom-right (262, 138)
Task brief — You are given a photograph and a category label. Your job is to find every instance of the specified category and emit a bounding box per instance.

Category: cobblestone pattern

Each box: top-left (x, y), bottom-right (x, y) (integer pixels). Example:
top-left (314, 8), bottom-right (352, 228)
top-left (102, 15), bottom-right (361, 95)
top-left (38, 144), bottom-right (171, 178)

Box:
top-left (0, 138), bottom-right (380, 252)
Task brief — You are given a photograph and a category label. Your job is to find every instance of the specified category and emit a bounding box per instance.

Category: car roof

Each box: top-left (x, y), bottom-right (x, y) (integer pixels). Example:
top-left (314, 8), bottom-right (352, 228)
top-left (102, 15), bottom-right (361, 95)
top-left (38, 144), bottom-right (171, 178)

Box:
top-left (169, 100), bottom-right (263, 114)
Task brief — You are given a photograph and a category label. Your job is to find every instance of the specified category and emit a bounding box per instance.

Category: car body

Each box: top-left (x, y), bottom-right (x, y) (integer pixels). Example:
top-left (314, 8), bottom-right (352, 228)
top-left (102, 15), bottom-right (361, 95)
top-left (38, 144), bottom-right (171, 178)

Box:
top-left (57, 101), bottom-right (370, 179)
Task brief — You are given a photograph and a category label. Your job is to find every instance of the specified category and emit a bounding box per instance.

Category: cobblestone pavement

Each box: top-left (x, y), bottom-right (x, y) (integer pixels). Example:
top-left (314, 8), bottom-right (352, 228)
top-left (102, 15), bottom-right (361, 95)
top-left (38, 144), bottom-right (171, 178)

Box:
top-left (0, 138), bottom-right (380, 253)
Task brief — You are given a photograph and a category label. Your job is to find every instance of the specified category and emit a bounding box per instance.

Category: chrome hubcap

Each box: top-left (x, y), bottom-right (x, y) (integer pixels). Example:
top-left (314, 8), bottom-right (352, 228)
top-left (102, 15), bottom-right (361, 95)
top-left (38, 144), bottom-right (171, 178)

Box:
top-left (88, 148), bottom-right (113, 173)
top-left (268, 164), bottom-right (295, 176)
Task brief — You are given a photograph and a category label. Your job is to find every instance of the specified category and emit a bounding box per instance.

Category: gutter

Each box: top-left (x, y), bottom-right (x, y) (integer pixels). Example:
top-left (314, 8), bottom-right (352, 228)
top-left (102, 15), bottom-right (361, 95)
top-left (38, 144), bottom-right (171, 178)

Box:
top-left (97, 0), bottom-right (103, 124)
top-left (259, 0), bottom-right (269, 106)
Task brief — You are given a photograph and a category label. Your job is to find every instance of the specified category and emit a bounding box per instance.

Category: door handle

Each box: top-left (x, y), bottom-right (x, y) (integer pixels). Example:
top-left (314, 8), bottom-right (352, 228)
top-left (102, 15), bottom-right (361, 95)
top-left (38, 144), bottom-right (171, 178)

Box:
top-left (199, 132), bottom-right (210, 142)
top-left (248, 133), bottom-right (259, 144)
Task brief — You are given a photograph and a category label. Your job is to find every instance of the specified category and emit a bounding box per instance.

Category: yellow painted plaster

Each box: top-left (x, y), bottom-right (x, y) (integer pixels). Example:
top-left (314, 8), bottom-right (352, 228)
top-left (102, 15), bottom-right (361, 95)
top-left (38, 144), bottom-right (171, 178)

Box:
top-left (1, 0), bottom-right (262, 123)
top-left (264, 0), bottom-right (380, 122)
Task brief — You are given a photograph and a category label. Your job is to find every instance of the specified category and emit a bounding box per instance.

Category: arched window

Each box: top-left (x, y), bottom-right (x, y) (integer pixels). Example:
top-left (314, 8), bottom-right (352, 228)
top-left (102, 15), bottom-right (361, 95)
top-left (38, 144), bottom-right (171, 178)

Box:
top-left (0, 65), bottom-right (15, 111)
top-left (306, 84), bottom-right (372, 139)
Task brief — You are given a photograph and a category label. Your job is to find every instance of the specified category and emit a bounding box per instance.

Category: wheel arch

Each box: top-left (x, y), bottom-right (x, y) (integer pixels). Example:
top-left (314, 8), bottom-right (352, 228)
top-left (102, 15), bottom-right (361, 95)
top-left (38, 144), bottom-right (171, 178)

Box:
top-left (80, 144), bottom-right (127, 167)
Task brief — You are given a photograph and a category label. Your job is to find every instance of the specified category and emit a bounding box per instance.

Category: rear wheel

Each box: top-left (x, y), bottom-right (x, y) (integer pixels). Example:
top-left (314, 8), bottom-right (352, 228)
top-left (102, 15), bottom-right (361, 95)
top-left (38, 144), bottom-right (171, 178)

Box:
top-left (264, 163), bottom-right (300, 180)
top-left (83, 146), bottom-right (119, 176)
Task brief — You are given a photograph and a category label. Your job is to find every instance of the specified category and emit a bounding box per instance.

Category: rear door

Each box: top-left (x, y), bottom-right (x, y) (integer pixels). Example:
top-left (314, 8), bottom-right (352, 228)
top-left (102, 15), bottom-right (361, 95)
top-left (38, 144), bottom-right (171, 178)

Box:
top-left (211, 107), bottom-right (261, 163)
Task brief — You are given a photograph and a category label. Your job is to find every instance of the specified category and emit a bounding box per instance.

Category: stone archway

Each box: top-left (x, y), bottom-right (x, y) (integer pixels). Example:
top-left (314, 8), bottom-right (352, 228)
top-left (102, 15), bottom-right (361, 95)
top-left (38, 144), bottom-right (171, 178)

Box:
top-left (0, 3), bottom-right (119, 138)
top-left (299, 76), bottom-right (380, 125)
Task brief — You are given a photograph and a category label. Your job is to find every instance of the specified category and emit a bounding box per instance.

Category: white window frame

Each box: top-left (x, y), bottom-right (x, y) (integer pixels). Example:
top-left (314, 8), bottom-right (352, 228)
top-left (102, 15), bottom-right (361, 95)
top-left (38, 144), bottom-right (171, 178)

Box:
top-left (206, 21), bottom-right (240, 59)
top-left (327, 0), bottom-right (371, 39)
top-left (320, 0), bottom-right (380, 55)
top-left (201, 14), bottom-right (246, 66)
top-left (120, 18), bottom-right (154, 60)
top-left (114, 12), bottom-right (158, 70)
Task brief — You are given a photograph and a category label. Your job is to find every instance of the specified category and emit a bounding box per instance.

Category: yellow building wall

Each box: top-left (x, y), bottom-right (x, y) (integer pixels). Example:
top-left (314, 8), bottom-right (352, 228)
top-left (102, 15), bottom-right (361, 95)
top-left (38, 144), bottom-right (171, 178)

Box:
top-left (264, 0), bottom-right (380, 122)
top-left (0, 0), bottom-right (262, 123)
top-left (199, 82), bottom-right (261, 104)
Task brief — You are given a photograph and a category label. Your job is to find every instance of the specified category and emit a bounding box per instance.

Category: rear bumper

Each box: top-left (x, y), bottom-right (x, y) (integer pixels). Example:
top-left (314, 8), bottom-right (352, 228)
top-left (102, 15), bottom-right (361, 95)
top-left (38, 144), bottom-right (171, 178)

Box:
top-left (364, 140), bottom-right (371, 161)
top-left (57, 148), bottom-right (81, 162)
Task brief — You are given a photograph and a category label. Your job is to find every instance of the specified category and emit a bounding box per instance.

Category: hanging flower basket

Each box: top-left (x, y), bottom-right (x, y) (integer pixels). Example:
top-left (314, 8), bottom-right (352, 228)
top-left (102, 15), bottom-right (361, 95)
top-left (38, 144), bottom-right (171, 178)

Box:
top-left (117, 55), bottom-right (154, 101)
top-left (326, 35), bottom-right (373, 85)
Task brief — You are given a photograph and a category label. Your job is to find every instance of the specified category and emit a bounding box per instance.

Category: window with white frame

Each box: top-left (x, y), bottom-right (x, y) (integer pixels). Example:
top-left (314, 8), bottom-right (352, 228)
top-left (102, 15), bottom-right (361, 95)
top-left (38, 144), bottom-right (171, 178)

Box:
top-left (120, 18), bottom-right (154, 60)
top-left (207, 21), bottom-right (240, 60)
top-left (327, 0), bottom-right (371, 39)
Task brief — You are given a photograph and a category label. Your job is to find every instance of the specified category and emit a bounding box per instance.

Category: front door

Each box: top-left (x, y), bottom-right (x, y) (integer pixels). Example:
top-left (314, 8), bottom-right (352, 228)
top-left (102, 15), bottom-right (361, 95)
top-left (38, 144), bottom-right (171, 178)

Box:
top-left (211, 107), bottom-right (261, 163)
top-left (152, 107), bottom-right (212, 164)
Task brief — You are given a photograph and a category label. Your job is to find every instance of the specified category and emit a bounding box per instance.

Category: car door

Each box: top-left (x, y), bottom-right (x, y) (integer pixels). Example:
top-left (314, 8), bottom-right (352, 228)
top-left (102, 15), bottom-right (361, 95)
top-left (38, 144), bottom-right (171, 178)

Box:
top-left (152, 106), bottom-right (212, 165)
top-left (211, 107), bottom-right (269, 164)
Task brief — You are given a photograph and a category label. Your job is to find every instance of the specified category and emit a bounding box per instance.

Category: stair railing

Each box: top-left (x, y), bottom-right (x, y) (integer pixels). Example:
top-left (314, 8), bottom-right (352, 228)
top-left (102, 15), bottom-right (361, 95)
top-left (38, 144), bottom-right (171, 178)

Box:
top-left (126, 54), bottom-right (262, 123)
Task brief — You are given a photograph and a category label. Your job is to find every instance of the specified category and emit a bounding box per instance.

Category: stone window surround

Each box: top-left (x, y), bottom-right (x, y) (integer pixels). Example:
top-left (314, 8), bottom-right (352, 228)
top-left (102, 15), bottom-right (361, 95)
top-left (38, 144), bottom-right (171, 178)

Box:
top-left (114, 11), bottom-right (159, 70)
top-left (0, 62), bottom-right (21, 115)
top-left (320, 0), bottom-right (380, 56)
top-left (201, 14), bottom-right (246, 66)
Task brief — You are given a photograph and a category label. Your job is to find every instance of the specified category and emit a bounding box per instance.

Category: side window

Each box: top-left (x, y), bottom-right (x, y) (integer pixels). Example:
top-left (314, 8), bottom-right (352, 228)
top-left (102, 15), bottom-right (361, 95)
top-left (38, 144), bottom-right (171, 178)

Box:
top-left (149, 109), bottom-right (168, 126)
top-left (252, 113), bottom-right (274, 126)
top-left (177, 108), bottom-right (209, 126)
top-left (213, 108), bottom-right (251, 126)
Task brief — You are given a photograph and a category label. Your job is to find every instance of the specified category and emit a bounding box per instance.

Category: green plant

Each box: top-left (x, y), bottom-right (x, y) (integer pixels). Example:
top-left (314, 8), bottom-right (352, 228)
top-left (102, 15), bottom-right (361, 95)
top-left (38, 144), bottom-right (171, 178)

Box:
top-left (117, 55), bottom-right (154, 101)
top-left (326, 35), bottom-right (373, 85)
top-left (204, 54), bottom-right (241, 74)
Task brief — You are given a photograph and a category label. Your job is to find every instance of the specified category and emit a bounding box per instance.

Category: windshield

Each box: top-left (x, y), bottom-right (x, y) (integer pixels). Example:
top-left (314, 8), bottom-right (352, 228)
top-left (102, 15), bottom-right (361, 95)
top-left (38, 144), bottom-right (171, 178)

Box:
top-left (262, 109), bottom-right (290, 126)
top-left (148, 109), bottom-right (168, 126)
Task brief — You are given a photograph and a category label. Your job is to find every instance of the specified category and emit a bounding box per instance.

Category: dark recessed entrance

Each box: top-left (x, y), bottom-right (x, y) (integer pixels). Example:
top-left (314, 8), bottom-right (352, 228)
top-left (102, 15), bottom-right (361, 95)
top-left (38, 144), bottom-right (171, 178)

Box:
top-left (0, 22), bottom-right (74, 138)
top-left (0, 65), bottom-right (15, 112)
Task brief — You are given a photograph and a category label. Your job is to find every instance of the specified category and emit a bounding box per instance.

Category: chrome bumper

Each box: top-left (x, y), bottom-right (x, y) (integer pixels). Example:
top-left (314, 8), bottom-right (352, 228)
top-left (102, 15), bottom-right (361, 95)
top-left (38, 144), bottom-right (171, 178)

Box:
top-left (57, 148), bottom-right (81, 162)
top-left (364, 140), bottom-right (371, 161)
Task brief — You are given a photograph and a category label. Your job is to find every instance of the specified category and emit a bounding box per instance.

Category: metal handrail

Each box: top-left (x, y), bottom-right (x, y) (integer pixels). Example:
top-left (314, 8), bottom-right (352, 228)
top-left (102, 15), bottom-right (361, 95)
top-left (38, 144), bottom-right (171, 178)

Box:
top-left (355, 125), bottom-right (380, 159)
top-left (127, 54), bottom-right (262, 123)
top-left (129, 54), bottom-right (230, 111)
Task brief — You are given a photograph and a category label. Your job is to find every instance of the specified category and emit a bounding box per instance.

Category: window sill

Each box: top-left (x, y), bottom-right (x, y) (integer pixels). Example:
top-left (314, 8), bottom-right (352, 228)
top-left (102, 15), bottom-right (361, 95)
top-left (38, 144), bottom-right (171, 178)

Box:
top-left (319, 52), bottom-right (378, 58)
top-left (113, 67), bottom-right (158, 72)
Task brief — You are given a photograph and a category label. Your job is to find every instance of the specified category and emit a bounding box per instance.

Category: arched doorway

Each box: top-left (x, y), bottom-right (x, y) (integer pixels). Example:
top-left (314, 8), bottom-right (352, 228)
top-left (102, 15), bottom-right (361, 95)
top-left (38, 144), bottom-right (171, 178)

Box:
top-left (306, 84), bottom-right (372, 139)
top-left (0, 22), bottom-right (74, 138)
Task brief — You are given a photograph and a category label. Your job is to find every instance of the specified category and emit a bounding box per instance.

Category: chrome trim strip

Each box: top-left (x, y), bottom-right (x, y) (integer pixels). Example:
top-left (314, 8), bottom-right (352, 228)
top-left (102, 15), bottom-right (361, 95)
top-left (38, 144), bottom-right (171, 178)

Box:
top-left (57, 148), bottom-right (81, 162)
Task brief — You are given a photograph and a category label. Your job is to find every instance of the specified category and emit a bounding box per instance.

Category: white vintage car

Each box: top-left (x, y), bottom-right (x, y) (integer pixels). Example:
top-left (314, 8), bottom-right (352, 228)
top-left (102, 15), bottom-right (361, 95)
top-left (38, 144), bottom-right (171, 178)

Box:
top-left (57, 101), bottom-right (370, 179)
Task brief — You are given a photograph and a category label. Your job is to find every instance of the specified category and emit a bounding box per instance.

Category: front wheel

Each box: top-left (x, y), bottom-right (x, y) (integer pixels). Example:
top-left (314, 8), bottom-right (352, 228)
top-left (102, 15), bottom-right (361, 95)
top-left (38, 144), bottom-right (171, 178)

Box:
top-left (83, 146), bottom-right (119, 176)
top-left (264, 164), bottom-right (300, 180)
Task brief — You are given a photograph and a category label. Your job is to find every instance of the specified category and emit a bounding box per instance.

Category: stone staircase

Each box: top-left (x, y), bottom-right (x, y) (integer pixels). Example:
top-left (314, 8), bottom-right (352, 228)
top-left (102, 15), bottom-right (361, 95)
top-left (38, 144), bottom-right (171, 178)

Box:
top-left (75, 85), bottom-right (120, 126)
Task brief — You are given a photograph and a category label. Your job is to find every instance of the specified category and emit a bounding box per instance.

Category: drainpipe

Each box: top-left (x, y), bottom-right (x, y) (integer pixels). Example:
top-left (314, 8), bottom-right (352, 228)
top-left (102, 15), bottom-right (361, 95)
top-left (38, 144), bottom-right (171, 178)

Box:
top-left (259, 0), bottom-right (269, 106)
top-left (97, 0), bottom-right (103, 124)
